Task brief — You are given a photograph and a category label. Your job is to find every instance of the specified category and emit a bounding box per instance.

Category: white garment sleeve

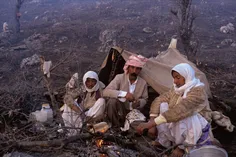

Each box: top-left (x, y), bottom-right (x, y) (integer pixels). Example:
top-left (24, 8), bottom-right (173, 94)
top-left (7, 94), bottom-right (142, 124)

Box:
top-left (118, 91), bottom-right (127, 97)
top-left (118, 91), bottom-right (127, 102)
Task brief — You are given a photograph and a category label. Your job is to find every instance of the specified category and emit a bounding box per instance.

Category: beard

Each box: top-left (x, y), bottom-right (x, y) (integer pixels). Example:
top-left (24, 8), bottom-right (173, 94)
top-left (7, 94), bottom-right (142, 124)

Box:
top-left (129, 73), bottom-right (138, 80)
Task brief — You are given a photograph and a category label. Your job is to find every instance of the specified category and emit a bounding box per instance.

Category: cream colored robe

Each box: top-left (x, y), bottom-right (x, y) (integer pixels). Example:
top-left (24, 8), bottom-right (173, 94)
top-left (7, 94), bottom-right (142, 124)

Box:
top-left (103, 73), bottom-right (148, 109)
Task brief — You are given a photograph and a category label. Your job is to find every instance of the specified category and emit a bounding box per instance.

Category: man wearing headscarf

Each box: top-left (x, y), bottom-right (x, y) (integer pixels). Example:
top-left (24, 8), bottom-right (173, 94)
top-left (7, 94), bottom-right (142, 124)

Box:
top-left (103, 54), bottom-right (148, 129)
top-left (62, 71), bottom-right (106, 136)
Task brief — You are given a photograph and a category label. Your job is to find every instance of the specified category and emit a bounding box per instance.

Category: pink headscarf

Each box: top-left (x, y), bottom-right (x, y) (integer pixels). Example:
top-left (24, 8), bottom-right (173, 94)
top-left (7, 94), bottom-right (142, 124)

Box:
top-left (123, 55), bottom-right (148, 73)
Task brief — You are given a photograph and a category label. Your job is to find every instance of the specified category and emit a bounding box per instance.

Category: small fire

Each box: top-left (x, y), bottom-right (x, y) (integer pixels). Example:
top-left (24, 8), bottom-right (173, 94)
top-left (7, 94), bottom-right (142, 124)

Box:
top-left (96, 139), bottom-right (104, 148)
top-left (99, 128), bottom-right (108, 133)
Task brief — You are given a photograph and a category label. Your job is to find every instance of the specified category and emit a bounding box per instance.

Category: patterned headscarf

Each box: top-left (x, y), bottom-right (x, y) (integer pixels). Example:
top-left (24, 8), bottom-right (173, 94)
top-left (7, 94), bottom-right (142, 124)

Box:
top-left (123, 55), bottom-right (148, 73)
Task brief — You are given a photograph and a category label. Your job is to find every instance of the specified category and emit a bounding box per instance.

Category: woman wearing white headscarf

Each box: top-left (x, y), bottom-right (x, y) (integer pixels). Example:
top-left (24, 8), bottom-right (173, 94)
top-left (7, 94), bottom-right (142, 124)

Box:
top-left (62, 71), bottom-right (106, 136)
top-left (137, 63), bottom-right (213, 157)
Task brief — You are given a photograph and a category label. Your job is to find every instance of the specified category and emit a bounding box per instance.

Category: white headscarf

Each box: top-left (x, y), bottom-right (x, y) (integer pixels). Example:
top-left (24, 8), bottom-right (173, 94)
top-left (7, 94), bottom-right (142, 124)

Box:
top-left (172, 63), bottom-right (204, 98)
top-left (83, 71), bottom-right (105, 93)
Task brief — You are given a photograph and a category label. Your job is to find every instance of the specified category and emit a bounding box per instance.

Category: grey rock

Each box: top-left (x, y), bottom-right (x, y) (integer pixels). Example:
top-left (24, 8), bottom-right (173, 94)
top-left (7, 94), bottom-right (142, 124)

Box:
top-left (20, 54), bottom-right (40, 68)
top-left (142, 27), bottom-right (153, 33)
top-left (220, 23), bottom-right (234, 34)
top-left (58, 36), bottom-right (68, 43)
top-left (221, 39), bottom-right (233, 45)
top-left (52, 22), bottom-right (62, 28)
top-left (13, 45), bottom-right (27, 50)
top-left (24, 34), bottom-right (49, 50)
top-left (98, 29), bottom-right (118, 52)
top-left (231, 42), bottom-right (236, 47)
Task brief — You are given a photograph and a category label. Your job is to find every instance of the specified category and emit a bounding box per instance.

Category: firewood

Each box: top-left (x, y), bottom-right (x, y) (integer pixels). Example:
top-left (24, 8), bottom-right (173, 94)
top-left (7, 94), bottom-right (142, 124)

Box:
top-left (15, 133), bottom-right (92, 148)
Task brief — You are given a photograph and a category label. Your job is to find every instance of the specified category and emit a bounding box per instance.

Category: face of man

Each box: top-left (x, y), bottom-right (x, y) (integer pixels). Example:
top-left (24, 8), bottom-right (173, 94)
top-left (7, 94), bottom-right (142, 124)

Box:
top-left (127, 66), bottom-right (142, 81)
top-left (85, 78), bottom-right (97, 89)
top-left (172, 71), bottom-right (185, 88)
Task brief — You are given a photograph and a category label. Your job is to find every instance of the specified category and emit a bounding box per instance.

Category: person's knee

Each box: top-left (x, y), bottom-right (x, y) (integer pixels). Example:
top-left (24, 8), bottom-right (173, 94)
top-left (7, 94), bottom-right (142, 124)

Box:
top-left (96, 98), bottom-right (105, 106)
top-left (107, 98), bottom-right (118, 108)
top-left (107, 98), bottom-right (118, 103)
top-left (106, 98), bottom-right (120, 116)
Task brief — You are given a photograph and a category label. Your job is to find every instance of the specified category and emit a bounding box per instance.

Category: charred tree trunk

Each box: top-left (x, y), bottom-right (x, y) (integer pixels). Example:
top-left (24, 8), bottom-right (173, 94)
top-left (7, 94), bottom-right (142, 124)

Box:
top-left (15, 0), bottom-right (24, 33)
top-left (171, 0), bottom-right (198, 62)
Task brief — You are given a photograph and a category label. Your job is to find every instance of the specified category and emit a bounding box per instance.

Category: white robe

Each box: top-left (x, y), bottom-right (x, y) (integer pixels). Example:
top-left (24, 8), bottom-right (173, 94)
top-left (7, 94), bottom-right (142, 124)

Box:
top-left (156, 102), bottom-right (208, 150)
top-left (62, 98), bottom-right (105, 136)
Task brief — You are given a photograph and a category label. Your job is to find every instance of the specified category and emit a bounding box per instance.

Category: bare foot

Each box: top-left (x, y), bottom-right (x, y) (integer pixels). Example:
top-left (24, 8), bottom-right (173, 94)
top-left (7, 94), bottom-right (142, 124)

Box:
top-left (151, 141), bottom-right (162, 146)
top-left (169, 147), bottom-right (184, 157)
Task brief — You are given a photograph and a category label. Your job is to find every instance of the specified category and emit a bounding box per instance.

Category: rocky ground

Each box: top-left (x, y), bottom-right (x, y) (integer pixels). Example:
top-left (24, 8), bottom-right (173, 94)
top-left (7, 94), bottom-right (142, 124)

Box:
top-left (0, 0), bottom-right (236, 156)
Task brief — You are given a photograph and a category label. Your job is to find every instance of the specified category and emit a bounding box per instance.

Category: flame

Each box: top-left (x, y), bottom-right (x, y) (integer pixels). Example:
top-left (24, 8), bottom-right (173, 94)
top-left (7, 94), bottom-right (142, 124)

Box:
top-left (99, 128), bottom-right (107, 133)
top-left (96, 139), bottom-right (104, 148)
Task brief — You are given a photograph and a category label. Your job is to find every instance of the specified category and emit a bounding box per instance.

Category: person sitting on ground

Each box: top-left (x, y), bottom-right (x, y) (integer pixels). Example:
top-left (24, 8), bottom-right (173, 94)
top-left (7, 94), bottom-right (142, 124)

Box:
top-left (62, 71), bottom-right (106, 136)
top-left (103, 54), bottom-right (148, 131)
top-left (137, 63), bottom-right (213, 157)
